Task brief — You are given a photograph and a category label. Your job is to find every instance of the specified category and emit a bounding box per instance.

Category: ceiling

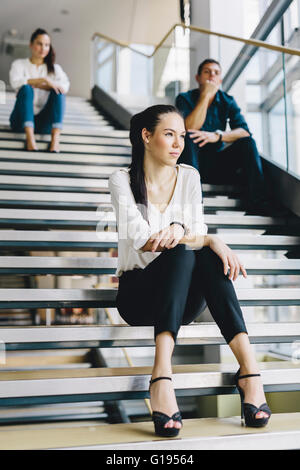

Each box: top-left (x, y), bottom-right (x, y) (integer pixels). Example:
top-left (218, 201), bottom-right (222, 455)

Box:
top-left (0, 0), bottom-right (180, 97)
top-left (0, 0), bottom-right (180, 46)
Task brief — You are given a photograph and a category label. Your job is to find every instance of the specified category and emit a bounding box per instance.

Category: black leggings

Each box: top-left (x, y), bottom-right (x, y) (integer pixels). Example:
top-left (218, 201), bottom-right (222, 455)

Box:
top-left (116, 244), bottom-right (248, 344)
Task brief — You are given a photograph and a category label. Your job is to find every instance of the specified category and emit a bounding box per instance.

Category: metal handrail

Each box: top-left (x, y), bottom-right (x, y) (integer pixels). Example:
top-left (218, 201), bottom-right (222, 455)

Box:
top-left (92, 22), bottom-right (300, 58)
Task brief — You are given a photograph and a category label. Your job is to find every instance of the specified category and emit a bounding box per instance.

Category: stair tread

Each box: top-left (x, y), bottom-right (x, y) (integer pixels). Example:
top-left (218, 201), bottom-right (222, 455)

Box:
top-left (0, 230), bottom-right (299, 250)
top-left (0, 360), bottom-right (297, 381)
top-left (0, 287), bottom-right (300, 301)
top-left (0, 174), bottom-right (243, 195)
top-left (0, 150), bottom-right (131, 163)
top-left (0, 132), bottom-right (130, 144)
top-left (0, 256), bottom-right (300, 268)
top-left (1, 322), bottom-right (300, 345)
top-left (0, 123), bottom-right (127, 138)
top-left (0, 142), bottom-right (131, 155)
top-left (0, 412), bottom-right (299, 450)
top-left (0, 208), bottom-right (286, 225)
top-left (0, 124), bottom-right (125, 136)
top-left (0, 361), bottom-right (299, 401)
top-left (0, 190), bottom-right (240, 208)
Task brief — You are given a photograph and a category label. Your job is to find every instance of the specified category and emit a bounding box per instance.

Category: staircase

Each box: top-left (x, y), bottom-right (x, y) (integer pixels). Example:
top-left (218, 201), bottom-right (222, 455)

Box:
top-left (0, 91), bottom-right (300, 450)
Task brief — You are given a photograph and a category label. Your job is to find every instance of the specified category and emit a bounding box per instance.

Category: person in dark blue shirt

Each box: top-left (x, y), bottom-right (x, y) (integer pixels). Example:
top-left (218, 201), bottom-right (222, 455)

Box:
top-left (175, 58), bottom-right (267, 213)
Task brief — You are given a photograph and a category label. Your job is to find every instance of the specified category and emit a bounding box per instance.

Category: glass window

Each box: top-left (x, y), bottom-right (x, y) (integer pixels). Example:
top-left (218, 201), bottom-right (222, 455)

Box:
top-left (243, 0), bottom-right (273, 36)
top-left (268, 97), bottom-right (288, 168)
top-left (283, 0), bottom-right (300, 40)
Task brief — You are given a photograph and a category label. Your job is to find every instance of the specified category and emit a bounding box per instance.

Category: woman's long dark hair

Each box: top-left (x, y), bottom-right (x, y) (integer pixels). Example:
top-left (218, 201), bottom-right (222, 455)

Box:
top-left (129, 104), bottom-right (182, 222)
top-left (30, 28), bottom-right (55, 74)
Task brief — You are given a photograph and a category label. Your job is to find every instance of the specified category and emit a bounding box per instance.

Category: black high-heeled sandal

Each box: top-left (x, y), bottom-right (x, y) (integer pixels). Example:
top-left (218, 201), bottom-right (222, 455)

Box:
top-left (149, 376), bottom-right (182, 438)
top-left (234, 368), bottom-right (271, 427)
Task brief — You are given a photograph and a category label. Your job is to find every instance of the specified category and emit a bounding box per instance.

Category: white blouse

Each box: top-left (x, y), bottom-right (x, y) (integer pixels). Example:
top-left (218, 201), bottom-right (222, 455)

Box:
top-left (9, 58), bottom-right (70, 114)
top-left (109, 163), bottom-right (208, 277)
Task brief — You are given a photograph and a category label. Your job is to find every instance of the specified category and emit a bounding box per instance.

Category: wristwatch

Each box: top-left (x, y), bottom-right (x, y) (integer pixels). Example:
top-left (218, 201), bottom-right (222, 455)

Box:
top-left (170, 221), bottom-right (188, 236)
top-left (215, 129), bottom-right (224, 142)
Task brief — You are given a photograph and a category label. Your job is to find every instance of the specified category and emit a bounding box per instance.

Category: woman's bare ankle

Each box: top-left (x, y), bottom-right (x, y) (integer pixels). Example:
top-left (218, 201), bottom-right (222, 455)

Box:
top-left (151, 366), bottom-right (172, 380)
top-left (26, 138), bottom-right (37, 150)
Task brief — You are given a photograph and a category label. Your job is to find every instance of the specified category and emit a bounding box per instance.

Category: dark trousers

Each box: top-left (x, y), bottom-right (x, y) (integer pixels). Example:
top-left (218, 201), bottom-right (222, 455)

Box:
top-left (10, 84), bottom-right (66, 134)
top-left (116, 244), bottom-right (248, 344)
top-left (178, 136), bottom-right (266, 206)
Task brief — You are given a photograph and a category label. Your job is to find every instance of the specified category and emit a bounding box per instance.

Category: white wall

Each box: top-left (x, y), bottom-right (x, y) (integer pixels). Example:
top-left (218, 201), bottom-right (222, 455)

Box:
top-left (189, 0), bottom-right (246, 112)
top-left (189, 0), bottom-right (211, 88)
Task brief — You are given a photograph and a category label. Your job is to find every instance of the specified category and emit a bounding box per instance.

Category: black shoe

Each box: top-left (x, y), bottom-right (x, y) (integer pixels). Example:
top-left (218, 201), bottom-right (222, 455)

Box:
top-left (149, 376), bottom-right (182, 437)
top-left (234, 369), bottom-right (271, 427)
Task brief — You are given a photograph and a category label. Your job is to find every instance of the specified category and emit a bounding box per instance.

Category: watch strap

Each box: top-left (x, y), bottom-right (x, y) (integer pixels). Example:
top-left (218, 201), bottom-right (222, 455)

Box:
top-left (170, 221), bottom-right (188, 236)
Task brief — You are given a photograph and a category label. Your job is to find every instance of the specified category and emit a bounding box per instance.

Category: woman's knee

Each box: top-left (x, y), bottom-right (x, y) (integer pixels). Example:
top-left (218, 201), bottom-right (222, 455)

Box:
top-left (169, 243), bottom-right (193, 256)
top-left (18, 84), bottom-right (33, 97)
top-left (195, 246), bottom-right (224, 275)
top-left (163, 243), bottom-right (195, 269)
top-left (49, 89), bottom-right (65, 103)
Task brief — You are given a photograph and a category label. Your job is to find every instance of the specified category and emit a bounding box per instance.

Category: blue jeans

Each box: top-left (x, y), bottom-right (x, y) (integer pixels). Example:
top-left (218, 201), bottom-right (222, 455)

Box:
top-left (10, 84), bottom-right (66, 134)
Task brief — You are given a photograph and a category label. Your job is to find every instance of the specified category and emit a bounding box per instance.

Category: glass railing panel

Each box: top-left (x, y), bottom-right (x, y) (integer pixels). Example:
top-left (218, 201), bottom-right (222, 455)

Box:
top-left (203, 32), bottom-right (289, 170)
top-left (154, 26), bottom-right (190, 100)
top-left (224, 39), bottom-right (291, 170)
top-left (283, 0), bottom-right (300, 41)
top-left (151, 28), bottom-right (176, 99)
top-left (243, 0), bottom-right (274, 37)
top-left (92, 26), bottom-right (190, 110)
top-left (93, 38), bottom-right (117, 94)
top-left (117, 43), bottom-right (154, 97)
top-left (92, 23), bottom-right (300, 175)
top-left (283, 47), bottom-right (300, 176)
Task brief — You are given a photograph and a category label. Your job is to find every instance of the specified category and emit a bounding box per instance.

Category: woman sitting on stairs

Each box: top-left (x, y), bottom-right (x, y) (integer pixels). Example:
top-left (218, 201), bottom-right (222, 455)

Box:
top-left (9, 27), bottom-right (70, 153)
top-left (108, 104), bottom-right (271, 438)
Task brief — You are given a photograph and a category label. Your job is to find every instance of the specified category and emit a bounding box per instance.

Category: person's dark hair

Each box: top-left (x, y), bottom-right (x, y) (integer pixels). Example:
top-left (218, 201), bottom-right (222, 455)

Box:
top-left (197, 58), bottom-right (221, 76)
top-left (30, 28), bottom-right (55, 74)
top-left (129, 104), bottom-right (183, 222)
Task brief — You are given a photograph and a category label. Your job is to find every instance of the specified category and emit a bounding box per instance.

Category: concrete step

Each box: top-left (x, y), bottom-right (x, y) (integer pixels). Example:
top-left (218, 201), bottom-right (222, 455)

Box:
top-left (0, 174), bottom-right (110, 191)
top-left (0, 150), bottom-right (131, 165)
top-left (0, 412), bottom-right (298, 450)
top-left (0, 174), bottom-right (241, 196)
top-left (0, 161), bottom-right (128, 178)
top-left (0, 402), bottom-right (106, 425)
top-left (0, 97), bottom-right (102, 113)
top-left (0, 287), bottom-right (300, 308)
top-left (0, 190), bottom-right (241, 211)
top-left (0, 118), bottom-right (113, 130)
top-left (1, 100), bottom-right (102, 112)
top-left (0, 362), bottom-right (298, 402)
top-left (0, 208), bottom-right (287, 230)
top-left (0, 111), bottom-right (109, 124)
top-left (0, 124), bottom-right (129, 138)
top-left (0, 141), bottom-right (131, 155)
top-left (0, 230), bottom-right (299, 251)
top-left (1, 256), bottom-right (299, 275)
top-left (0, 119), bottom-right (115, 131)
top-left (0, 132), bottom-right (130, 146)
top-left (0, 104), bottom-right (106, 115)
top-left (1, 322), bottom-right (300, 348)
top-left (2, 349), bottom-right (92, 370)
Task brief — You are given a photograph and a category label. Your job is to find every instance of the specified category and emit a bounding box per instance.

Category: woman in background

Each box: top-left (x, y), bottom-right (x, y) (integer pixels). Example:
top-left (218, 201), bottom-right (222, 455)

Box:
top-left (9, 28), bottom-right (70, 152)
